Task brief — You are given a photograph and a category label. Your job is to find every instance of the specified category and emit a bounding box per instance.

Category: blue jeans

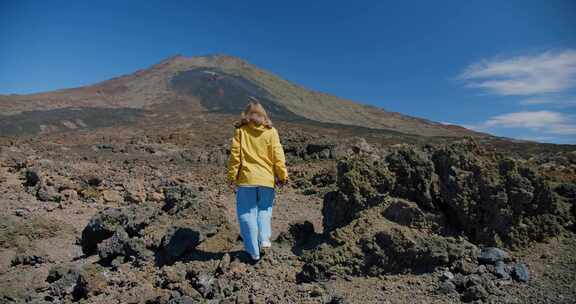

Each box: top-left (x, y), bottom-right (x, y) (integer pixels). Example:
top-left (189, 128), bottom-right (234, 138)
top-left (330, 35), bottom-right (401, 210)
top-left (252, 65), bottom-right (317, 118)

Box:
top-left (236, 186), bottom-right (275, 260)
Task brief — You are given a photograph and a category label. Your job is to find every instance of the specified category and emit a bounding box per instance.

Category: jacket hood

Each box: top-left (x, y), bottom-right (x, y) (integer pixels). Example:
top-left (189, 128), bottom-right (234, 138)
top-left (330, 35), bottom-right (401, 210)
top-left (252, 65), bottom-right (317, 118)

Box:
top-left (244, 121), bottom-right (270, 132)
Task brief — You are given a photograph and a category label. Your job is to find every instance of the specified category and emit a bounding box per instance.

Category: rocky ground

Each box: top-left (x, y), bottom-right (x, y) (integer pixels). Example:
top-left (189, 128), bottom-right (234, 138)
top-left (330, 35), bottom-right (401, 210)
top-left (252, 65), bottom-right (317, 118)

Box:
top-left (0, 125), bottom-right (575, 304)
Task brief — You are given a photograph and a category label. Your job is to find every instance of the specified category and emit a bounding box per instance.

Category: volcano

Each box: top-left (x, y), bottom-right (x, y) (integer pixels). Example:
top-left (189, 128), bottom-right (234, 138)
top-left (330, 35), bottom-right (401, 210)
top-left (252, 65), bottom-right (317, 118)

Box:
top-left (0, 54), bottom-right (484, 138)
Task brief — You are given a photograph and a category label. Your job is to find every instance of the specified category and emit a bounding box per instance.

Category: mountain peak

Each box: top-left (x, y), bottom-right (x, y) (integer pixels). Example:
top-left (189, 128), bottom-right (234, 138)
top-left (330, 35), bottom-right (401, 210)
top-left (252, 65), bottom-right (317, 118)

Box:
top-left (0, 54), bottom-right (487, 138)
top-left (158, 53), bottom-right (248, 66)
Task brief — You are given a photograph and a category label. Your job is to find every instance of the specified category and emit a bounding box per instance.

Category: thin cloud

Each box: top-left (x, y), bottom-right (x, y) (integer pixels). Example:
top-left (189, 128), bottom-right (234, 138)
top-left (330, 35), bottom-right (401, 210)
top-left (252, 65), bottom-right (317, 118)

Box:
top-left (519, 96), bottom-right (576, 107)
top-left (484, 111), bottom-right (564, 128)
top-left (468, 111), bottom-right (576, 137)
top-left (459, 50), bottom-right (576, 96)
top-left (518, 136), bottom-right (559, 143)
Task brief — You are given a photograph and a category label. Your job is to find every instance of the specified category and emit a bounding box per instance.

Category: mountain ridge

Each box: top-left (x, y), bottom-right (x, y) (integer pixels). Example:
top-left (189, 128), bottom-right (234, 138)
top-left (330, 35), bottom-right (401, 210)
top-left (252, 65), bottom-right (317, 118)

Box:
top-left (0, 54), bottom-right (486, 138)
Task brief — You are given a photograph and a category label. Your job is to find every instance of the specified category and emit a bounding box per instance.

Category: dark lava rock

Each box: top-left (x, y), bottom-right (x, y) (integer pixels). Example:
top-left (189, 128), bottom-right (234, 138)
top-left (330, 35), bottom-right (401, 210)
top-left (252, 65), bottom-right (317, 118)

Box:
top-left (163, 184), bottom-right (199, 214)
top-left (462, 285), bottom-right (489, 302)
top-left (311, 169), bottom-right (336, 187)
top-left (97, 228), bottom-right (153, 264)
top-left (23, 168), bottom-right (61, 201)
top-left (302, 188), bottom-right (318, 196)
top-left (37, 184), bottom-right (60, 202)
top-left (307, 139), bottom-right (563, 282)
top-left (323, 140), bottom-right (565, 249)
top-left (493, 261), bottom-right (510, 280)
top-left (327, 294), bottom-right (349, 304)
top-left (84, 175), bottom-right (103, 187)
top-left (156, 227), bottom-right (202, 266)
top-left (191, 271), bottom-right (215, 298)
top-left (217, 253), bottom-right (231, 274)
top-left (452, 259), bottom-right (476, 275)
top-left (385, 147), bottom-right (437, 210)
top-left (438, 280), bottom-right (457, 295)
top-left (301, 204), bottom-right (478, 281)
top-left (81, 183), bottom-right (226, 266)
top-left (75, 264), bottom-right (108, 299)
top-left (168, 296), bottom-right (197, 304)
top-left (97, 229), bottom-right (130, 261)
top-left (382, 198), bottom-right (444, 231)
top-left (157, 264), bottom-right (187, 288)
top-left (81, 208), bottom-right (128, 254)
top-left (46, 265), bottom-right (81, 299)
top-left (383, 199), bottom-right (426, 227)
top-left (24, 169), bottom-right (41, 187)
top-left (464, 274), bottom-right (484, 288)
top-left (432, 143), bottom-right (562, 247)
top-left (80, 203), bottom-right (159, 254)
top-left (511, 263), bottom-right (530, 283)
top-left (451, 273), bottom-right (466, 290)
top-left (276, 220), bottom-right (315, 246)
top-left (478, 247), bottom-right (510, 265)
top-left (322, 157), bottom-right (395, 231)
top-left (11, 252), bottom-right (48, 266)
top-left (291, 176), bottom-right (312, 190)
top-left (439, 271), bottom-right (455, 281)
top-left (305, 143), bottom-right (335, 160)
top-left (555, 182), bottom-right (576, 199)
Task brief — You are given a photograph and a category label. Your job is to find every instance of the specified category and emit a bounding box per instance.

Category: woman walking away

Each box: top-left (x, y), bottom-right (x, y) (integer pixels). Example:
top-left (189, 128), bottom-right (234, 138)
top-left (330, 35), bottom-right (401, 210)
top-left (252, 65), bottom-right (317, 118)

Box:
top-left (227, 100), bottom-right (288, 264)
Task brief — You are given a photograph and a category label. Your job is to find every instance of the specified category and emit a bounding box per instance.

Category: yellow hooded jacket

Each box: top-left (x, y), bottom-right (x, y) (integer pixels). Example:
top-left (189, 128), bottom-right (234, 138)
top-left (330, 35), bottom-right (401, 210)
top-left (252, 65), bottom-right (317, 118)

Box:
top-left (227, 122), bottom-right (288, 188)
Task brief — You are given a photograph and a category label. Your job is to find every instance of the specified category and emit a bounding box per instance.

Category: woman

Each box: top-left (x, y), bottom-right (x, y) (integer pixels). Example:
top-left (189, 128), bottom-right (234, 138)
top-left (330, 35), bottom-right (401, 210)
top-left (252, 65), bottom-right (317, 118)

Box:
top-left (227, 100), bottom-right (288, 263)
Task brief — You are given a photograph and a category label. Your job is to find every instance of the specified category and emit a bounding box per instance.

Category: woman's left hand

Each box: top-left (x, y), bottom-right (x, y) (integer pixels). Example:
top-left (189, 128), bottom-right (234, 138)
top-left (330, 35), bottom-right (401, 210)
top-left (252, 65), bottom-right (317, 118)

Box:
top-left (228, 181), bottom-right (236, 192)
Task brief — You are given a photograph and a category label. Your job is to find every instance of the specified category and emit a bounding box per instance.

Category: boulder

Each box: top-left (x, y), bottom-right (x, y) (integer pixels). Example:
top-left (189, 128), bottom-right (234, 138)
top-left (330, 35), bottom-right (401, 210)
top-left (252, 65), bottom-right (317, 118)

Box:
top-left (124, 180), bottom-right (147, 203)
top-left (301, 204), bottom-right (478, 281)
top-left (477, 247), bottom-right (510, 265)
top-left (84, 175), bottom-right (103, 187)
top-left (80, 203), bottom-right (159, 254)
top-left (60, 189), bottom-right (79, 202)
top-left (511, 263), bottom-right (530, 283)
top-left (97, 228), bottom-right (153, 264)
top-left (46, 264), bottom-right (81, 299)
top-left (11, 249), bottom-right (49, 266)
top-left (163, 185), bottom-right (199, 214)
top-left (276, 220), bottom-right (315, 246)
top-left (493, 261), bottom-right (510, 280)
top-left (24, 169), bottom-right (41, 187)
top-left (156, 227), bottom-right (202, 266)
top-left (461, 285), bottom-right (489, 302)
top-left (37, 184), bottom-right (60, 202)
top-left (555, 182), bottom-right (576, 199)
top-left (102, 190), bottom-right (123, 203)
top-left (311, 169), bottom-right (336, 187)
top-left (437, 280), bottom-right (457, 295)
top-left (75, 264), bottom-right (108, 298)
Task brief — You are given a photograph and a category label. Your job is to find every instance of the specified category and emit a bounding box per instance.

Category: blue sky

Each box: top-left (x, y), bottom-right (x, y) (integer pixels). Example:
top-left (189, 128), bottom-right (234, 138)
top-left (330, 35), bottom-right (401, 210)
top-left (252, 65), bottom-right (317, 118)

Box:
top-left (1, 1), bottom-right (575, 143)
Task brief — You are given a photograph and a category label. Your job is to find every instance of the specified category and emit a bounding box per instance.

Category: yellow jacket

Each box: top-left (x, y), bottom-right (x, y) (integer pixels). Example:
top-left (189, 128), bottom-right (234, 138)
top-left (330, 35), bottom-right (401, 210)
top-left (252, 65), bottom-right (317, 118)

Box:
top-left (227, 122), bottom-right (288, 188)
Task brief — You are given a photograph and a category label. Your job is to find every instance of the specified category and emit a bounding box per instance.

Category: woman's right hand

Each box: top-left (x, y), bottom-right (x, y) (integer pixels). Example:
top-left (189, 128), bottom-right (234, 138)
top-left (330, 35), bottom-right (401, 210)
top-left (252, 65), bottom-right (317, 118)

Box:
top-left (276, 178), bottom-right (288, 189)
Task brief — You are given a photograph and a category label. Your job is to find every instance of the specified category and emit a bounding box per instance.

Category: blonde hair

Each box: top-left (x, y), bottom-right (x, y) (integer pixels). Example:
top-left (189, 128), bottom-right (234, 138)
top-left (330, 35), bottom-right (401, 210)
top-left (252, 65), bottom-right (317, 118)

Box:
top-left (234, 99), bottom-right (273, 128)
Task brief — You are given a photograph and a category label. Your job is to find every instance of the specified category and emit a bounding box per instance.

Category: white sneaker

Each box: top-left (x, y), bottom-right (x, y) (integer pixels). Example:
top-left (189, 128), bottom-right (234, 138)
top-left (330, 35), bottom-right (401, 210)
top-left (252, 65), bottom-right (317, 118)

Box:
top-left (260, 240), bottom-right (272, 248)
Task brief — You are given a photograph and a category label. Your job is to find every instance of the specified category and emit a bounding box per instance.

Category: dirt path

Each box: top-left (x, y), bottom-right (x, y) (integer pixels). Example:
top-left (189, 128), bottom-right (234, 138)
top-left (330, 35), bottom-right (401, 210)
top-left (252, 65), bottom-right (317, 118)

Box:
top-left (222, 186), bottom-right (324, 241)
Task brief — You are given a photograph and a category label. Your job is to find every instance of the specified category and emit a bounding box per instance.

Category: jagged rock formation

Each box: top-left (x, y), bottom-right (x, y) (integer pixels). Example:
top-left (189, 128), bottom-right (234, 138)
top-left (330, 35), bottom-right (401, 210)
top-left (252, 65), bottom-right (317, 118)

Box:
top-left (81, 184), bottom-right (229, 267)
top-left (322, 140), bottom-right (569, 248)
top-left (301, 140), bottom-right (573, 284)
